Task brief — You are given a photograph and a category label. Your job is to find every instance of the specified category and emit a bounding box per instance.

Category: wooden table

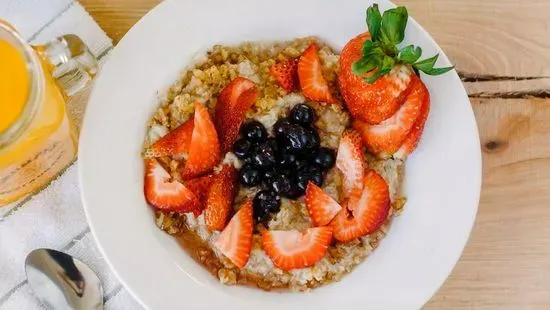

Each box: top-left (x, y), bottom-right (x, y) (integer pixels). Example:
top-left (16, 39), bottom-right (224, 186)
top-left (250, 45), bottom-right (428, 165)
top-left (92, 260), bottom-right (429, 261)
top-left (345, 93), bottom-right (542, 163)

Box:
top-left (80, 0), bottom-right (550, 308)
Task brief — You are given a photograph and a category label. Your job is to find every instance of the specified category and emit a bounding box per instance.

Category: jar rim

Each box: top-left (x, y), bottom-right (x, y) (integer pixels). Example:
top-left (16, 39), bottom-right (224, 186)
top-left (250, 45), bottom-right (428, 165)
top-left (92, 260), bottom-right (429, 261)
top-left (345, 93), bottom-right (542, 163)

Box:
top-left (0, 23), bottom-right (44, 150)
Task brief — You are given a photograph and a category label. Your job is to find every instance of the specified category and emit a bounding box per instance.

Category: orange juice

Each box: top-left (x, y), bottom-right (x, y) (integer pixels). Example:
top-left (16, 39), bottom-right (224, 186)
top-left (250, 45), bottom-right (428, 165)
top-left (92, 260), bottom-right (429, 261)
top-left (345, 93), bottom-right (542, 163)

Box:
top-left (0, 22), bottom-right (96, 206)
top-left (0, 40), bottom-right (28, 133)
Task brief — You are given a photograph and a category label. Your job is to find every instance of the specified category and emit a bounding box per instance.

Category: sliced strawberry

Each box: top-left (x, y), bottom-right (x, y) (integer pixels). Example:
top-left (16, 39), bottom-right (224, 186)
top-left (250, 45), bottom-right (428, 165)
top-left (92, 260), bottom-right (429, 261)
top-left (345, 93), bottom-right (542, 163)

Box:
top-left (204, 165), bottom-right (238, 231)
top-left (394, 87), bottom-right (431, 159)
top-left (218, 77), bottom-right (256, 112)
top-left (352, 76), bottom-right (428, 156)
top-left (144, 159), bottom-right (200, 213)
top-left (214, 200), bottom-right (254, 268)
top-left (297, 43), bottom-right (334, 103)
top-left (147, 118), bottom-right (194, 157)
top-left (184, 174), bottom-right (214, 216)
top-left (181, 103), bottom-right (221, 179)
top-left (339, 33), bottom-right (413, 124)
top-left (336, 130), bottom-right (366, 197)
top-left (261, 227), bottom-right (332, 271)
top-left (185, 175), bottom-right (214, 199)
top-left (305, 182), bottom-right (342, 226)
top-left (331, 170), bottom-right (390, 242)
top-left (269, 58), bottom-right (299, 92)
top-left (215, 77), bottom-right (259, 153)
top-left (221, 89), bottom-right (258, 153)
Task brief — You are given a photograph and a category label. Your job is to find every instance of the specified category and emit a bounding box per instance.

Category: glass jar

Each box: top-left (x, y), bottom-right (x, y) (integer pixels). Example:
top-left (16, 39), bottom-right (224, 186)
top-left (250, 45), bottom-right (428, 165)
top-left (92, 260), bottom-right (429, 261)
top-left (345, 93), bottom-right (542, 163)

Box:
top-left (0, 21), bottom-right (97, 206)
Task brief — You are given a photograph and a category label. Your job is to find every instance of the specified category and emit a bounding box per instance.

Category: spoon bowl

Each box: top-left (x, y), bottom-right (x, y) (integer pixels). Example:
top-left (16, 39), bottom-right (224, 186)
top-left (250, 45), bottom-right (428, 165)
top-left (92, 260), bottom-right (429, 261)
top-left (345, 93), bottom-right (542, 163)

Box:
top-left (25, 248), bottom-right (104, 310)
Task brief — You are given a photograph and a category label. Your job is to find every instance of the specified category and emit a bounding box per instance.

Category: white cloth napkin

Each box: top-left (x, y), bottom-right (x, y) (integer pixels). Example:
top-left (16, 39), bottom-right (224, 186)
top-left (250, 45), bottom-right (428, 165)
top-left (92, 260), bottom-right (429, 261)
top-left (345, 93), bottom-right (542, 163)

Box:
top-left (0, 1), bottom-right (143, 309)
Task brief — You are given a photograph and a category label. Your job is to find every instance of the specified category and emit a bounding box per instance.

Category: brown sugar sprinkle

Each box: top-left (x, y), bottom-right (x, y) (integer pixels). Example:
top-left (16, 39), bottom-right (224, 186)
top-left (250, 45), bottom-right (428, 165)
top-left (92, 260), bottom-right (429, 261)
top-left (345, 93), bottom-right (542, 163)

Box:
top-left (392, 197), bottom-right (407, 212)
top-left (219, 269), bottom-right (237, 285)
top-left (155, 211), bottom-right (185, 235)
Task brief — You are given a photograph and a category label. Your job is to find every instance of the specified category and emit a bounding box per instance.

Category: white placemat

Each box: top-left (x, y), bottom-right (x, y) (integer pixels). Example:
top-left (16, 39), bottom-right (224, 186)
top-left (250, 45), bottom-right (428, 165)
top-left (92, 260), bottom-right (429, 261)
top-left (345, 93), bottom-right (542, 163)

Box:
top-left (0, 1), bottom-right (143, 309)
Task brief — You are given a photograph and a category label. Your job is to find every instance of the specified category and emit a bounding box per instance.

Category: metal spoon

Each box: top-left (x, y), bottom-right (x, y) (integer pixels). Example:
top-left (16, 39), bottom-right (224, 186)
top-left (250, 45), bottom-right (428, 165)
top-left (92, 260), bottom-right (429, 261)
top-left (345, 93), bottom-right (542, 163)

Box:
top-left (25, 248), bottom-right (104, 310)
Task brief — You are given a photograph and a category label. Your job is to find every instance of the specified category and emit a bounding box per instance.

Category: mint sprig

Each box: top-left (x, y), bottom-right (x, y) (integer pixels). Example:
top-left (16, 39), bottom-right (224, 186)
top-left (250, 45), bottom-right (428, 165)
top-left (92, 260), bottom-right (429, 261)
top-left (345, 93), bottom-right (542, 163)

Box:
top-left (352, 4), bottom-right (454, 83)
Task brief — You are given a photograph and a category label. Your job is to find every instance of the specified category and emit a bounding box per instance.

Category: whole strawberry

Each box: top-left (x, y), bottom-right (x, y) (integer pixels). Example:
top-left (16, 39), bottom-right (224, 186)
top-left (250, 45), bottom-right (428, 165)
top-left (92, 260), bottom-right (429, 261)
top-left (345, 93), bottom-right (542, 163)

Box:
top-left (338, 4), bottom-right (452, 125)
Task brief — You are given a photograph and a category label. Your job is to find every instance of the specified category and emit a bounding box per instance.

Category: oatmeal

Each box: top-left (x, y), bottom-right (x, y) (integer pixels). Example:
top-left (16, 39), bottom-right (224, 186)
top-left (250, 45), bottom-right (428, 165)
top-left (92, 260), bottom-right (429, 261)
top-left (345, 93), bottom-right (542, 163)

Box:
top-left (143, 37), bottom-right (409, 291)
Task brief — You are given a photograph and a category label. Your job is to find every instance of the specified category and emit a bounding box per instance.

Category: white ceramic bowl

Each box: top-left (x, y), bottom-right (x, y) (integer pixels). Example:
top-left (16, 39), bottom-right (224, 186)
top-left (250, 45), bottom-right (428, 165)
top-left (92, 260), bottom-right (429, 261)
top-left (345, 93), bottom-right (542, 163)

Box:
top-left (79, 0), bottom-right (481, 309)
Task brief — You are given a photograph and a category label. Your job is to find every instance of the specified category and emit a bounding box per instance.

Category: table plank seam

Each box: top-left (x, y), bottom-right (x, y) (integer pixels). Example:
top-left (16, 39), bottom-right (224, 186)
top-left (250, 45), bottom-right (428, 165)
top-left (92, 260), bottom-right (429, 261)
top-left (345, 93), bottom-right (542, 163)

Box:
top-left (468, 90), bottom-right (550, 99)
top-left (458, 72), bottom-right (550, 99)
top-left (459, 72), bottom-right (550, 82)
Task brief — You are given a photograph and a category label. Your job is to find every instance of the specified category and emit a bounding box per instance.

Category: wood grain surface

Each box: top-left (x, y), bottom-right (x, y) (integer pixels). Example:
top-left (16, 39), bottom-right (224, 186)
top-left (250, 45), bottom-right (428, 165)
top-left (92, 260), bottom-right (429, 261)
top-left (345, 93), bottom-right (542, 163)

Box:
top-left (79, 0), bottom-right (550, 308)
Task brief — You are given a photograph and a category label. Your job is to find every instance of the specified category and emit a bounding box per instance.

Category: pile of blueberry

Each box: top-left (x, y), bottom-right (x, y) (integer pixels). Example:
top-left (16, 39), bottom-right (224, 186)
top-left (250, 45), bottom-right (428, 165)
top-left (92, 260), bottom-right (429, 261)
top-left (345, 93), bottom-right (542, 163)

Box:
top-left (232, 104), bottom-right (336, 222)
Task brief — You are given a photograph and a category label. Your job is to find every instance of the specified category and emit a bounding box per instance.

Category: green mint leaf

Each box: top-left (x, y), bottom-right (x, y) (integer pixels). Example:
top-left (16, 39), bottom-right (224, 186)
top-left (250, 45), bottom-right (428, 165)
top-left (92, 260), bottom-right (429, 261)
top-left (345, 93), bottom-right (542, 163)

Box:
top-left (381, 40), bottom-right (398, 57)
top-left (362, 40), bottom-right (376, 56)
top-left (397, 45), bottom-right (422, 64)
top-left (381, 6), bottom-right (408, 45)
top-left (379, 26), bottom-right (392, 46)
top-left (413, 54), bottom-right (438, 71)
top-left (366, 4), bottom-right (382, 41)
top-left (381, 55), bottom-right (396, 70)
top-left (422, 66), bottom-right (455, 75)
top-left (356, 4), bottom-right (455, 81)
top-left (364, 56), bottom-right (394, 83)
top-left (413, 54), bottom-right (454, 75)
top-left (362, 40), bottom-right (386, 59)
top-left (352, 56), bottom-right (381, 75)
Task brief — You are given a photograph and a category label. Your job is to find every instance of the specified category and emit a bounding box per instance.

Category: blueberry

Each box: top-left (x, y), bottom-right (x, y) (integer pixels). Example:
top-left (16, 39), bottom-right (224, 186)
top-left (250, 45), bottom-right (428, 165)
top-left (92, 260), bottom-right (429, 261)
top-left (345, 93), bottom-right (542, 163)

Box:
top-left (289, 104), bottom-right (315, 126)
top-left (283, 185), bottom-right (305, 199)
top-left (253, 190), bottom-right (281, 222)
top-left (312, 147), bottom-right (336, 170)
top-left (296, 166), bottom-right (323, 192)
top-left (254, 207), bottom-right (270, 223)
top-left (277, 150), bottom-right (297, 168)
top-left (270, 170), bottom-right (304, 199)
top-left (250, 142), bottom-right (277, 168)
top-left (239, 164), bottom-right (262, 187)
top-left (270, 172), bottom-right (293, 195)
top-left (303, 127), bottom-right (320, 152)
top-left (232, 138), bottom-right (252, 159)
top-left (241, 121), bottom-right (267, 143)
top-left (280, 124), bottom-right (321, 154)
top-left (294, 158), bottom-right (309, 171)
top-left (273, 118), bottom-right (292, 137)
top-left (281, 124), bottom-right (309, 154)
top-left (263, 167), bottom-right (277, 184)
top-left (266, 137), bottom-right (279, 154)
